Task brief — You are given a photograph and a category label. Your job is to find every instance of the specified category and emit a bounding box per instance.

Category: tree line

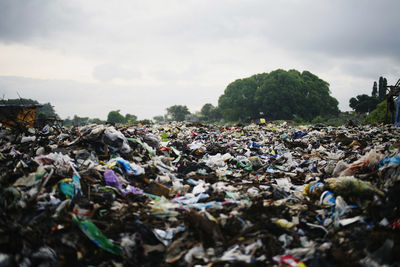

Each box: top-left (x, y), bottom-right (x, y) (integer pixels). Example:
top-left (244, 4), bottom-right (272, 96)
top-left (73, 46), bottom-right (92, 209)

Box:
top-left (2, 68), bottom-right (345, 126)
top-left (3, 70), bottom-right (395, 126)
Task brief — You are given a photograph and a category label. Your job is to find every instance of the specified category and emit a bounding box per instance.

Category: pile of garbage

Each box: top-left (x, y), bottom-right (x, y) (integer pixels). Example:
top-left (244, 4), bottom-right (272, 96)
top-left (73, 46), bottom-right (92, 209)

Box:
top-left (1, 122), bottom-right (400, 266)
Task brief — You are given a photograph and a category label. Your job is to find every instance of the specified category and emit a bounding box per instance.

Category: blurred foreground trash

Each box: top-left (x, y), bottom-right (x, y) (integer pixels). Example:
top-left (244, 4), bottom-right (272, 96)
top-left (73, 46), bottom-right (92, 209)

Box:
top-left (0, 122), bottom-right (400, 266)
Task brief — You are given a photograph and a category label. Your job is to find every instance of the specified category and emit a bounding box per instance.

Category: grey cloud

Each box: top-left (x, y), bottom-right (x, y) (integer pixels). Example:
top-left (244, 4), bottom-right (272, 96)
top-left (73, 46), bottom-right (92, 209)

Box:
top-left (92, 63), bottom-right (142, 82)
top-left (152, 1), bottom-right (265, 42)
top-left (141, 0), bottom-right (400, 68)
top-left (150, 69), bottom-right (182, 82)
top-left (2, 0), bottom-right (399, 63)
top-left (340, 60), bottom-right (400, 80)
top-left (0, 0), bottom-right (83, 42)
top-left (156, 1), bottom-right (400, 63)
top-left (260, 0), bottom-right (400, 61)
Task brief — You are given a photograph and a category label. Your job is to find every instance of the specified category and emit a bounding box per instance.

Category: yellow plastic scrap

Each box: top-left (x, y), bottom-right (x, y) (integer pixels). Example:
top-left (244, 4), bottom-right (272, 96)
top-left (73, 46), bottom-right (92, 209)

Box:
top-left (233, 132), bottom-right (243, 138)
top-left (302, 184), bottom-right (311, 195)
top-left (106, 161), bottom-right (117, 169)
top-left (274, 218), bottom-right (295, 230)
top-left (325, 176), bottom-right (384, 198)
top-left (54, 178), bottom-right (73, 189)
top-left (204, 211), bottom-right (217, 222)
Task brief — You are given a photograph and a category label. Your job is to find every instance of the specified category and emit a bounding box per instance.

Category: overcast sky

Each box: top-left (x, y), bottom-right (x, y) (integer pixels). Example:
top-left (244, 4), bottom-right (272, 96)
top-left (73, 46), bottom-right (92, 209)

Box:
top-left (0, 0), bottom-right (399, 120)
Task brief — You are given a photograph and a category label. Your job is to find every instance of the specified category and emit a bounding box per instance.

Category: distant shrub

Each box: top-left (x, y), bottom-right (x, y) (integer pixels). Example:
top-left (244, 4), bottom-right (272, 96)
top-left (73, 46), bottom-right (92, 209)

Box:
top-left (365, 101), bottom-right (386, 124)
top-left (311, 115), bottom-right (326, 124)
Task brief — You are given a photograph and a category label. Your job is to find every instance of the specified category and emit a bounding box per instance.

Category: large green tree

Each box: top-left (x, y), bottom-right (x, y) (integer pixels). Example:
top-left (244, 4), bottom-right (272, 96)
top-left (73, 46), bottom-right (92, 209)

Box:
top-left (218, 77), bottom-right (262, 121)
top-left (218, 69), bottom-right (339, 121)
top-left (166, 105), bottom-right (190, 121)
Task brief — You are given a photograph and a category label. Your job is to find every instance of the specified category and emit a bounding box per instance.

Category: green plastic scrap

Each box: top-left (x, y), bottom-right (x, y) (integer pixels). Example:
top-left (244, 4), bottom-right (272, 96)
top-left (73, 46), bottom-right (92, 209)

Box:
top-left (170, 146), bottom-right (181, 164)
top-left (161, 131), bottom-right (170, 142)
top-left (244, 165), bottom-right (253, 171)
top-left (127, 138), bottom-right (155, 157)
top-left (36, 171), bottom-right (46, 181)
top-left (72, 215), bottom-right (122, 255)
top-left (98, 186), bottom-right (118, 193)
top-left (236, 160), bottom-right (252, 171)
top-left (98, 209), bottom-right (107, 217)
top-left (225, 192), bottom-right (240, 200)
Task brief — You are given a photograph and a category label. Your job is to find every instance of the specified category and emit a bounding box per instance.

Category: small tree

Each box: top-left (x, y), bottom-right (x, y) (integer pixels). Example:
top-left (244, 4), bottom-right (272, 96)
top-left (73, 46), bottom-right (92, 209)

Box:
top-left (378, 76), bottom-right (388, 102)
top-left (153, 115), bottom-right (164, 122)
top-left (372, 81), bottom-right (378, 97)
top-left (365, 101), bottom-right (387, 124)
top-left (38, 103), bottom-right (58, 118)
top-left (201, 103), bottom-right (214, 119)
top-left (125, 113), bottom-right (137, 125)
top-left (107, 110), bottom-right (125, 124)
top-left (138, 119), bottom-right (152, 125)
top-left (200, 103), bottom-right (222, 122)
top-left (72, 115), bottom-right (89, 126)
top-left (90, 118), bottom-right (106, 124)
top-left (166, 105), bottom-right (190, 121)
top-left (349, 94), bottom-right (379, 113)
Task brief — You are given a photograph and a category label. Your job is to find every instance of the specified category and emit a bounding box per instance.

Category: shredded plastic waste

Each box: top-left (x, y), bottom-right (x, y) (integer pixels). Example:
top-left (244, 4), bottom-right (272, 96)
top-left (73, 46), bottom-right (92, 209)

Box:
top-left (1, 122), bottom-right (400, 265)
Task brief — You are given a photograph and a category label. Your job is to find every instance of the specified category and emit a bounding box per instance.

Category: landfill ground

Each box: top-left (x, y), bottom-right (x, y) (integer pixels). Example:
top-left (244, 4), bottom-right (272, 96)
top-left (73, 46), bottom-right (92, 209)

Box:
top-left (1, 122), bottom-right (400, 266)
